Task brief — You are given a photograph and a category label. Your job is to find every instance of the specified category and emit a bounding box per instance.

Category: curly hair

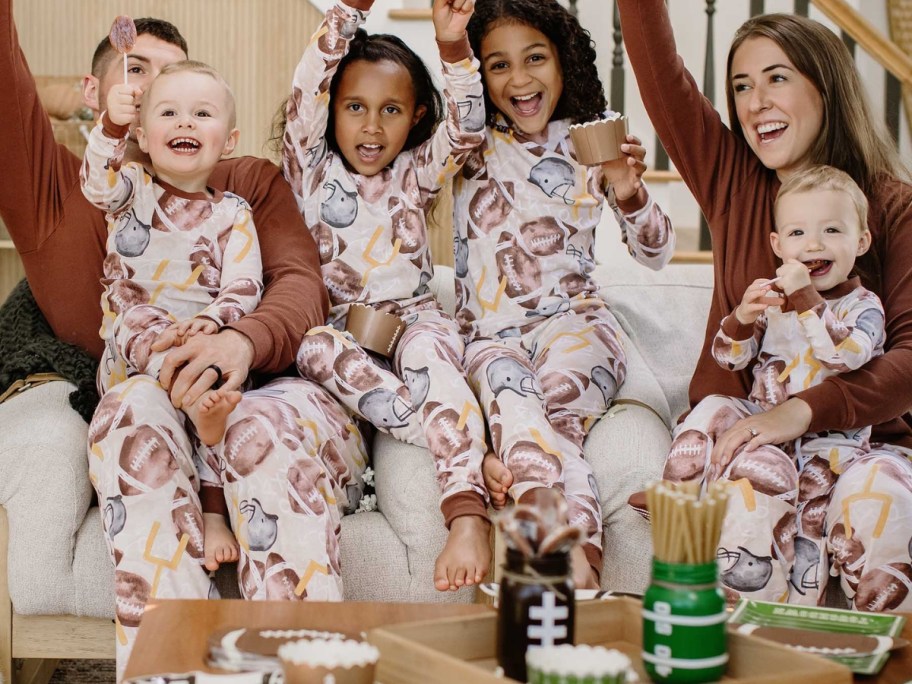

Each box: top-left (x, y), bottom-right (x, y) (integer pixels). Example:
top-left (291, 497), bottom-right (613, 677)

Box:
top-left (326, 29), bottom-right (443, 154)
top-left (467, 0), bottom-right (606, 127)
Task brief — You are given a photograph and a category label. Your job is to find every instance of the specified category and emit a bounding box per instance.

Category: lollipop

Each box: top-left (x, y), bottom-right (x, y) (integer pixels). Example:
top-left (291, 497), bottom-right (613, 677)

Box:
top-left (109, 16), bottom-right (137, 85)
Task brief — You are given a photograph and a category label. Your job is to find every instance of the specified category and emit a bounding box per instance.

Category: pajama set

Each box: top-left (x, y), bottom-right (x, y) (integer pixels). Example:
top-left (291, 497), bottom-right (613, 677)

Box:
top-left (283, 0), bottom-right (490, 524)
top-left (664, 279), bottom-right (885, 604)
top-left (453, 115), bottom-right (675, 572)
top-left (619, 0), bottom-right (912, 611)
top-left (81, 125), bottom-right (369, 670)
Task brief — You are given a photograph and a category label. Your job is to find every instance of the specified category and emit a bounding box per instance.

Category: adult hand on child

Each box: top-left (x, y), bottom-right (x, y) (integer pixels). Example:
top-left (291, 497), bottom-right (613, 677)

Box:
top-left (159, 317), bottom-right (219, 349)
top-left (735, 278), bottom-right (784, 325)
top-left (776, 259), bottom-right (812, 296)
top-left (601, 134), bottom-right (647, 202)
top-left (432, 0), bottom-right (476, 42)
top-left (154, 328), bottom-right (254, 409)
top-left (105, 82), bottom-right (141, 127)
top-left (708, 398), bottom-right (812, 480)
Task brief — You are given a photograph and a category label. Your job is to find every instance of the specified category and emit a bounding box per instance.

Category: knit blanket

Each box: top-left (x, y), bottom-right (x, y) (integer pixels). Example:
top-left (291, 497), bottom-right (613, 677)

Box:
top-left (0, 279), bottom-right (98, 422)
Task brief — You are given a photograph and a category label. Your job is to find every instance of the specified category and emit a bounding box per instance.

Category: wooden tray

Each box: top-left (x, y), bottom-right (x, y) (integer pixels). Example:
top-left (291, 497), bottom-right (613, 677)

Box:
top-left (369, 597), bottom-right (852, 684)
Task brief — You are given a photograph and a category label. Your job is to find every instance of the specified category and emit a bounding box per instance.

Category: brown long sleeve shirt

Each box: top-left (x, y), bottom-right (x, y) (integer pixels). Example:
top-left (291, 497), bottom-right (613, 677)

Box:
top-left (618, 0), bottom-right (912, 447)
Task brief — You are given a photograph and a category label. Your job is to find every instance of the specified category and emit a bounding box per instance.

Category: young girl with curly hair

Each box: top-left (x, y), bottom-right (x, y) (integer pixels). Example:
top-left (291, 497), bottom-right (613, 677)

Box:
top-left (458, 0), bottom-right (675, 588)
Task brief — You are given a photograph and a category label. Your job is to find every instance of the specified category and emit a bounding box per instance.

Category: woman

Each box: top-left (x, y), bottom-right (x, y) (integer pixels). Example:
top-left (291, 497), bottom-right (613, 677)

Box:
top-left (618, 0), bottom-right (912, 610)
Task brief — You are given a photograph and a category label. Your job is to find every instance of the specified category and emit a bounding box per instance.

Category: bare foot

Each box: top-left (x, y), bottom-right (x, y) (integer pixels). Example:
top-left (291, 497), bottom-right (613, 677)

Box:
top-left (434, 515), bottom-right (492, 592)
top-left (203, 512), bottom-right (239, 572)
top-left (482, 451), bottom-right (513, 510)
top-left (571, 545), bottom-right (599, 590)
top-left (188, 388), bottom-right (242, 446)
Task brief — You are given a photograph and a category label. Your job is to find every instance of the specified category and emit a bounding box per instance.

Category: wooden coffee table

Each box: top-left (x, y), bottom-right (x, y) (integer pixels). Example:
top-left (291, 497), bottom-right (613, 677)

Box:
top-left (123, 599), bottom-right (488, 680)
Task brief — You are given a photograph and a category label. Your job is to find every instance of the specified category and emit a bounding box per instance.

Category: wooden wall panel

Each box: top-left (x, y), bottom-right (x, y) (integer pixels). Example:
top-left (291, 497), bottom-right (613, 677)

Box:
top-left (12, 0), bottom-right (322, 159)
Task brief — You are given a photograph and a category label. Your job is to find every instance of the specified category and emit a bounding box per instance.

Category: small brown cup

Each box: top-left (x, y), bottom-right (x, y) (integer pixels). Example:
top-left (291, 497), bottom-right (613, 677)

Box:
top-left (344, 304), bottom-right (405, 358)
top-left (568, 117), bottom-right (629, 166)
top-left (278, 638), bottom-right (378, 684)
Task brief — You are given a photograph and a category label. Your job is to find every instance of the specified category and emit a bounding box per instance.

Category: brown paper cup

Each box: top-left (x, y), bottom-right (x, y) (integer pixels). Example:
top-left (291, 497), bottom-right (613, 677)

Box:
top-left (344, 304), bottom-right (405, 358)
top-left (569, 117), bottom-right (629, 166)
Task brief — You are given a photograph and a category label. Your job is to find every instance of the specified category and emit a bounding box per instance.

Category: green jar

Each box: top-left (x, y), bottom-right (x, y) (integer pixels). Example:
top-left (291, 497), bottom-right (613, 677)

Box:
top-left (641, 560), bottom-right (728, 683)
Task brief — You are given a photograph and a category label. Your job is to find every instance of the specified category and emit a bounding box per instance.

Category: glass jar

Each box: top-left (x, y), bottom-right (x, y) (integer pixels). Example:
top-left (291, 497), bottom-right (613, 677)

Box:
top-left (642, 559), bottom-right (728, 683)
top-left (497, 548), bottom-right (575, 682)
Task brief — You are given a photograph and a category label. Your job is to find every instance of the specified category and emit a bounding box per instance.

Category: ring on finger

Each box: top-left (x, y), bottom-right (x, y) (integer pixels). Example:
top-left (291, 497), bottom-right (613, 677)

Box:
top-left (746, 426), bottom-right (758, 438)
top-left (207, 364), bottom-right (224, 388)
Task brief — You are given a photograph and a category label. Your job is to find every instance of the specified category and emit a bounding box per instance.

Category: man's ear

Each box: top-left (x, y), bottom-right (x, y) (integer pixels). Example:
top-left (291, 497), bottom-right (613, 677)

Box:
top-left (83, 74), bottom-right (101, 114)
top-left (769, 231), bottom-right (783, 258)
top-left (411, 104), bottom-right (427, 128)
top-left (857, 229), bottom-right (872, 256)
top-left (222, 128), bottom-right (240, 157)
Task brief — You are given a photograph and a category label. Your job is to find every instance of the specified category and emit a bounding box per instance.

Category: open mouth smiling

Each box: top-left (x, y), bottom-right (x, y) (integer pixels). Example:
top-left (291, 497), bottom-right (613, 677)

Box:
top-left (168, 137), bottom-right (200, 152)
top-left (803, 258), bottom-right (833, 277)
top-left (511, 92), bottom-right (542, 115)
top-left (756, 121), bottom-right (787, 143)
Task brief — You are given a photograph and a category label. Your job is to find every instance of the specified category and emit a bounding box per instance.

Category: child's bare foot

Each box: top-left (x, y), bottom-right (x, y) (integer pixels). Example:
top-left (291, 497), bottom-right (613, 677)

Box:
top-left (203, 512), bottom-right (239, 572)
top-left (571, 545), bottom-right (599, 590)
top-left (434, 515), bottom-right (492, 591)
top-left (482, 451), bottom-right (513, 509)
top-left (190, 388), bottom-right (242, 445)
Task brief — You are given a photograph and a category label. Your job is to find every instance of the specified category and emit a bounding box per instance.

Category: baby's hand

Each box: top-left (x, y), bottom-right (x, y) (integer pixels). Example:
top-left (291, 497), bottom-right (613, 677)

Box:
top-left (432, 0), bottom-right (475, 43)
top-left (776, 259), bottom-right (811, 295)
top-left (176, 317), bottom-right (219, 338)
top-left (106, 83), bottom-right (141, 128)
top-left (601, 135), bottom-right (647, 202)
top-left (735, 278), bottom-right (783, 325)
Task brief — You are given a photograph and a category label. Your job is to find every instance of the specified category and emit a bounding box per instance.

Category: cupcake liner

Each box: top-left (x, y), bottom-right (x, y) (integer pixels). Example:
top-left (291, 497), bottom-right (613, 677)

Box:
top-left (278, 638), bottom-right (378, 684)
top-left (526, 644), bottom-right (637, 684)
top-left (568, 117), bottom-right (629, 166)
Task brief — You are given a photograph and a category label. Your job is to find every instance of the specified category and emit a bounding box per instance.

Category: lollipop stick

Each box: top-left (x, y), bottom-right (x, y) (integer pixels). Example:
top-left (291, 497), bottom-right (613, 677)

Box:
top-left (123, 53), bottom-right (128, 85)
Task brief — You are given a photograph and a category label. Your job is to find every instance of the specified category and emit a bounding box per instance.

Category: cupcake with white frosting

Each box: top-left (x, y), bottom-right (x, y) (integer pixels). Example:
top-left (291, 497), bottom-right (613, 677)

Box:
top-left (526, 644), bottom-right (638, 684)
top-left (278, 638), bottom-right (379, 684)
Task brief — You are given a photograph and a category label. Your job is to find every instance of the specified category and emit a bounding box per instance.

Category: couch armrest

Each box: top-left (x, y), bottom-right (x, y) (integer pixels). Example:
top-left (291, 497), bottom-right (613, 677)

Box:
top-left (0, 382), bottom-right (93, 615)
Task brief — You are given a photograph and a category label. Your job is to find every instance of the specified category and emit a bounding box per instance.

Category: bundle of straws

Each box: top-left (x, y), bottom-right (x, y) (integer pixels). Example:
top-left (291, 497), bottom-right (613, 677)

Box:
top-left (646, 481), bottom-right (729, 564)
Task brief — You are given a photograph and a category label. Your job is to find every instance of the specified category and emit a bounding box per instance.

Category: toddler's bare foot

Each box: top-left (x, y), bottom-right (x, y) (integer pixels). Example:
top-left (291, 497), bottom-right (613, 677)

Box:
top-left (434, 515), bottom-right (492, 592)
top-left (203, 512), bottom-right (239, 572)
top-left (192, 388), bottom-right (242, 445)
top-left (571, 545), bottom-right (599, 590)
top-left (482, 451), bottom-right (512, 510)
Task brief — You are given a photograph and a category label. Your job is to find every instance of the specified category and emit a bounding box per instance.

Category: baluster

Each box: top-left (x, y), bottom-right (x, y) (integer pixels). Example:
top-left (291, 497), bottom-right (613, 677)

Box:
top-left (885, 72), bottom-right (902, 145)
top-left (750, 0), bottom-right (764, 17)
top-left (611, 0), bottom-right (625, 114)
top-left (793, 0), bottom-right (810, 17)
top-left (568, 0), bottom-right (578, 18)
top-left (699, 0), bottom-right (717, 250)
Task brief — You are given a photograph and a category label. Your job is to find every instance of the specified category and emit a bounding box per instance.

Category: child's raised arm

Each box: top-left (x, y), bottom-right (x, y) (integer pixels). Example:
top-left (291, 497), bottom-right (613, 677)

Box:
top-left (282, 0), bottom-right (371, 196)
top-left (80, 83), bottom-right (143, 214)
top-left (601, 135), bottom-right (676, 271)
top-left (410, 0), bottom-right (484, 199)
top-left (711, 278), bottom-right (779, 370)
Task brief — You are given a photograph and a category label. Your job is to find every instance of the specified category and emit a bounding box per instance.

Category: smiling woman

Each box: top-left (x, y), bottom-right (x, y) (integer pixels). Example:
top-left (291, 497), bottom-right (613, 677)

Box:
top-left (618, 0), bottom-right (912, 612)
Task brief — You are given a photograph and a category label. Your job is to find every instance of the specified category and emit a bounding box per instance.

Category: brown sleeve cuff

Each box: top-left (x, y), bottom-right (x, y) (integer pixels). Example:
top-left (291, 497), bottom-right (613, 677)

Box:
top-left (100, 112), bottom-right (130, 140)
top-left (615, 185), bottom-right (649, 214)
top-left (788, 284), bottom-right (824, 314)
top-left (441, 491), bottom-right (488, 528)
top-left (796, 382), bottom-right (848, 434)
top-left (342, 0), bottom-right (374, 12)
top-left (436, 35), bottom-right (472, 63)
top-left (721, 313), bottom-right (755, 340)
top-left (200, 485), bottom-right (228, 516)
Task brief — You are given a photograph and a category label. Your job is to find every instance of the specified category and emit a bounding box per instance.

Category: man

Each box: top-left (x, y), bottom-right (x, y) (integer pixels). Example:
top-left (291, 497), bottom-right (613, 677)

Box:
top-left (0, 1), bottom-right (367, 675)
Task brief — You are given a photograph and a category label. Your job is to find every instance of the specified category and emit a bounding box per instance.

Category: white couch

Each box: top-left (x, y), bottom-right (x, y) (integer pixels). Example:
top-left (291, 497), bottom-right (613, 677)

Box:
top-left (0, 241), bottom-right (714, 679)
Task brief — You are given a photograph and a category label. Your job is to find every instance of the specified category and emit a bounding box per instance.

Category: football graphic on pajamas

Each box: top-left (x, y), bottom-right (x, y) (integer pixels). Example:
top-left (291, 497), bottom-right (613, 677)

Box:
top-left (468, 180), bottom-right (513, 235)
top-left (389, 201), bottom-right (425, 255)
top-left (264, 553), bottom-right (305, 601)
top-left (297, 331), bottom-right (337, 383)
top-left (287, 458), bottom-right (327, 516)
top-left (171, 487), bottom-right (205, 560)
top-left (334, 347), bottom-right (384, 392)
top-left (540, 369), bottom-right (589, 406)
top-left (322, 260), bottom-right (364, 305)
top-left (115, 570), bottom-right (151, 628)
top-left (422, 402), bottom-right (473, 463)
top-left (118, 425), bottom-right (179, 496)
top-left (495, 236), bottom-right (542, 308)
top-left (518, 217), bottom-right (568, 257)
top-left (223, 415), bottom-right (275, 481)
top-left (189, 235), bottom-right (221, 291)
top-left (798, 455), bottom-right (837, 500)
top-left (728, 448), bottom-right (796, 498)
top-left (106, 279), bottom-right (150, 314)
top-left (505, 440), bottom-right (562, 487)
top-left (663, 430), bottom-right (708, 482)
top-left (854, 563), bottom-right (912, 611)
